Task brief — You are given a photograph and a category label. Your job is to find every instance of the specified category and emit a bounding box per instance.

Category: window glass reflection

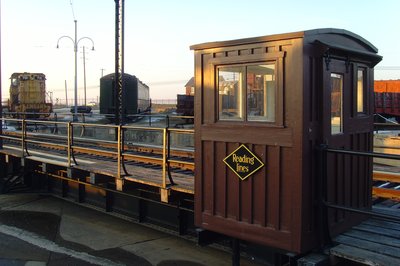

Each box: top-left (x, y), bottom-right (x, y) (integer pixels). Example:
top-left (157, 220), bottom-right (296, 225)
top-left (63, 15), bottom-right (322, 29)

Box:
top-left (357, 69), bottom-right (364, 113)
top-left (331, 73), bottom-right (343, 134)
top-left (218, 66), bottom-right (244, 120)
top-left (247, 64), bottom-right (275, 122)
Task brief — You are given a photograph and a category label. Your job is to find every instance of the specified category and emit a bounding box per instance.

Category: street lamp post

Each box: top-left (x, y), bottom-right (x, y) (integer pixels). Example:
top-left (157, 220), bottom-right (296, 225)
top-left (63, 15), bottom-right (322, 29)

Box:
top-left (57, 20), bottom-right (94, 120)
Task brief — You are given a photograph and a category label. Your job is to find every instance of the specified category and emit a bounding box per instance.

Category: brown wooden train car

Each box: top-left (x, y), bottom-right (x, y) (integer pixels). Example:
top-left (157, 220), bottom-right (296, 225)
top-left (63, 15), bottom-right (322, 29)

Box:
top-left (191, 28), bottom-right (382, 254)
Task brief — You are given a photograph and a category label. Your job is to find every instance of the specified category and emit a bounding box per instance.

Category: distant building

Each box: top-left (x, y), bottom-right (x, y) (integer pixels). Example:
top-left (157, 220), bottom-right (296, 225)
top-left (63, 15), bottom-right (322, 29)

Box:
top-left (185, 77), bottom-right (195, 96)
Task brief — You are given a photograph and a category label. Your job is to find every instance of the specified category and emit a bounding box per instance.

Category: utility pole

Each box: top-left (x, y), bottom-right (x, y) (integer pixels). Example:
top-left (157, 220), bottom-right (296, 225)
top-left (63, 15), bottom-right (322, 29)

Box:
top-left (100, 68), bottom-right (105, 77)
top-left (115, 0), bottom-right (125, 125)
top-left (57, 20), bottom-right (94, 120)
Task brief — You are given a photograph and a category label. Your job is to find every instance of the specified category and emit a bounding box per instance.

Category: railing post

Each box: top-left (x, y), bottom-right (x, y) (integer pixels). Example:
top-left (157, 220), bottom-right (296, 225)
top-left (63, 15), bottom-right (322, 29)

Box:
top-left (160, 127), bottom-right (169, 202)
top-left (116, 125), bottom-right (124, 191)
top-left (67, 122), bottom-right (72, 167)
top-left (21, 119), bottom-right (26, 158)
top-left (162, 128), bottom-right (167, 188)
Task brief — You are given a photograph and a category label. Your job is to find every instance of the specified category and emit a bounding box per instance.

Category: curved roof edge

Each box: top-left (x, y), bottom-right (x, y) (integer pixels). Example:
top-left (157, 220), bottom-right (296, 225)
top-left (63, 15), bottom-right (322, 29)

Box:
top-left (190, 28), bottom-right (378, 53)
top-left (304, 28), bottom-right (378, 53)
top-left (101, 73), bottom-right (136, 80)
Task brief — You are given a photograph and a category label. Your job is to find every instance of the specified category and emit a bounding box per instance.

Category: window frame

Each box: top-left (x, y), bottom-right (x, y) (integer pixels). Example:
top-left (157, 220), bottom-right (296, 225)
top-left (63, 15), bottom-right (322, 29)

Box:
top-left (210, 51), bottom-right (285, 127)
top-left (354, 65), bottom-right (368, 116)
top-left (330, 72), bottom-right (344, 135)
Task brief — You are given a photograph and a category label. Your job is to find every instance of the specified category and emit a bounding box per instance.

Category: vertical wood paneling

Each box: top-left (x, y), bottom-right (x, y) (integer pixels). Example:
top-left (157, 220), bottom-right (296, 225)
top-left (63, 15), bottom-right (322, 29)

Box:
top-left (280, 147), bottom-right (294, 231)
top-left (202, 140), bottom-right (214, 214)
top-left (240, 144), bottom-right (254, 223)
top-left (226, 142), bottom-right (240, 220)
top-left (327, 152), bottom-right (336, 226)
top-left (214, 141), bottom-right (227, 217)
top-left (202, 53), bottom-right (214, 124)
top-left (267, 146), bottom-right (280, 229)
top-left (253, 144), bottom-right (267, 226)
top-left (351, 134), bottom-right (359, 207)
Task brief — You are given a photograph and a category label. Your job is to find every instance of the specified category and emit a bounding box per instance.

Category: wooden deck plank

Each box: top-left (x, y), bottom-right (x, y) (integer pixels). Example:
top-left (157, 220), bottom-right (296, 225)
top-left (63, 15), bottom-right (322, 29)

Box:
top-left (353, 223), bottom-right (400, 239)
top-left (373, 206), bottom-right (400, 218)
top-left (362, 219), bottom-right (400, 231)
top-left (334, 234), bottom-right (400, 259)
top-left (342, 229), bottom-right (400, 248)
top-left (330, 244), bottom-right (400, 266)
top-left (0, 146), bottom-right (195, 195)
top-left (74, 157), bottom-right (195, 194)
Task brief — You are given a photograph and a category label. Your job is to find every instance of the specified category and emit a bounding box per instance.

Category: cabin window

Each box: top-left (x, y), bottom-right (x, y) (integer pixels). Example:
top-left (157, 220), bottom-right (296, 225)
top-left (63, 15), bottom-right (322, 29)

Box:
top-left (331, 73), bottom-right (343, 134)
top-left (218, 66), bottom-right (245, 120)
top-left (357, 68), bottom-right (365, 113)
top-left (218, 63), bottom-right (276, 122)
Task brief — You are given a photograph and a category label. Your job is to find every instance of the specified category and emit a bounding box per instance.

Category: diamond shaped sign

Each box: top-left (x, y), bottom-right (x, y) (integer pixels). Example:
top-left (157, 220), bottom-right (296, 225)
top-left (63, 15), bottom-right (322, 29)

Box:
top-left (223, 144), bottom-right (264, 181)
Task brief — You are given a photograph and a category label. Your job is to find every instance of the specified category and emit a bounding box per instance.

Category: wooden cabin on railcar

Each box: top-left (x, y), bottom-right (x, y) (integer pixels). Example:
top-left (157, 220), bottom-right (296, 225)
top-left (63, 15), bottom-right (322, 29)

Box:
top-left (191, 28), bottom-right (382, 254)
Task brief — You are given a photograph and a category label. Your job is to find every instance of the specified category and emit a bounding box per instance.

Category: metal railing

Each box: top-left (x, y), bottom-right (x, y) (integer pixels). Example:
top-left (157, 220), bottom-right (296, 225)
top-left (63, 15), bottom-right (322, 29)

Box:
top-left (318, 144), bottom-right (400, 221)
top-left (0, 117), bottom-right (194, 192)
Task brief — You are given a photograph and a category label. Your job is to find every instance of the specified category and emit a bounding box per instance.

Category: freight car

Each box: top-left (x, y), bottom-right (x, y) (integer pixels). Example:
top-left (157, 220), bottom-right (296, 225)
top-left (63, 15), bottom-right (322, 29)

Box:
top-left (374, 80), bottom-right (400, 120)
top-left (176, 94), bottom-right (194, 116)
top-left (8, 72), bottom-right (52, 117)
top-left (99, 73), bottom-right (151, 117)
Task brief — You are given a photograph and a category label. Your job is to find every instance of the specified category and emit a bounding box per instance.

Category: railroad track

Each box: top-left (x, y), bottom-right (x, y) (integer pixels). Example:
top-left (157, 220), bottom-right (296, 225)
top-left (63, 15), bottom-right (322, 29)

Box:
top-left (2, 125), bottom-right (400, 203)
top-left (372, 171), bottom-right (400, 202)
top-left (1, 129), bottom-right (195, 171)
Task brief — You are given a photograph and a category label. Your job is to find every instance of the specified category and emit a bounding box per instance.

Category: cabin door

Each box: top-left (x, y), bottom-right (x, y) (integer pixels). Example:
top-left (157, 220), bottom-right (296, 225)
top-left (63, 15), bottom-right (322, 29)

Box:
top-left (322, 58), bottom-right (373, 235)
top-left (322, 59), bottom-right (351, 148)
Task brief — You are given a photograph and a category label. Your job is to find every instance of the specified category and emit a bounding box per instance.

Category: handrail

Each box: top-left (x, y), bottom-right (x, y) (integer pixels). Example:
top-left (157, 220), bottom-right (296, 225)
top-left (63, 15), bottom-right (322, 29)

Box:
top-left (0, 117), bottom-right (194, 193)
top-left (324, 147), bottom-right (400, 160)
top-left (319, 145), bottom-right (400, 220)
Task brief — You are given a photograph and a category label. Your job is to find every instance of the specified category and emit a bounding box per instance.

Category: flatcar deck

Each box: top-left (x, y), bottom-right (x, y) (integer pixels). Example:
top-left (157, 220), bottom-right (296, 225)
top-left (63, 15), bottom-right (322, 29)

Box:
top-left (0, 144), bottom-right (194, 195)
top-left (329, 209), bottom-right (400, 265)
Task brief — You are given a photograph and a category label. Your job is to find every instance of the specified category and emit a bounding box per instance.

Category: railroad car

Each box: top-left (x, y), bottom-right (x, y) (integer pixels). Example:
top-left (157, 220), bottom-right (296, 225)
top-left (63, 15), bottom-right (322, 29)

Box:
top-left (9, 72), bottom-right (52, 117)
top-left (176, 94), bottom-right (194, 116)
top-left (374, 80), bottom-right (400, 120)
top-left (191, 28), bottom-right (382, 254)
top-left (99, 73), bottom-right (151, 117)
top-left (0, 29), bottom-right (391, 264)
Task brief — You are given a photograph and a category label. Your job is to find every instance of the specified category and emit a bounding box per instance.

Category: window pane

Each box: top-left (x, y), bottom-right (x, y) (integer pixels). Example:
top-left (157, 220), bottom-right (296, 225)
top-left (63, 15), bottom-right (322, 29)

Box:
top-left (247, 64), bottom-right (275, 122)
top-left (357, 69), bottom-right (364, 113)
top-left (331, 73), bottom-right (343, 134)
top-left (218, 66), bottom-right (244, 120)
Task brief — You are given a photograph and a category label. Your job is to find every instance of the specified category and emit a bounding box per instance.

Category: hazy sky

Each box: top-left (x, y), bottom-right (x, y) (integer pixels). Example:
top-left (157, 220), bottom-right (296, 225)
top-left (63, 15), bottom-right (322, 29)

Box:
top-left (1, 0), bottom-right (400, 102)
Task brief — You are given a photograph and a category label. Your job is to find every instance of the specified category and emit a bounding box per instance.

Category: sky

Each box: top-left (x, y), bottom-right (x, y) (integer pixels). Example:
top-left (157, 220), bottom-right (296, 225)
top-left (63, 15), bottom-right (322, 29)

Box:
top-left (1, 0), bottom-right (400, 104)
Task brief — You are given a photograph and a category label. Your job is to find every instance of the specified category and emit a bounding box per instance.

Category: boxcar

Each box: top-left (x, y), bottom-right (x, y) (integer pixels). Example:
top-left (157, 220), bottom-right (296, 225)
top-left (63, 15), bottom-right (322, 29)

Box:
top-left (176, 94), bottom-right (194, 116)
top-left (374, 80), bottom-right (400, 120)
top-left (9, 72), bottom-right (52, 117)
top-left (99, 73), bottom-right (151, 116)
top-left (191, 28), bottom-right (382, 254)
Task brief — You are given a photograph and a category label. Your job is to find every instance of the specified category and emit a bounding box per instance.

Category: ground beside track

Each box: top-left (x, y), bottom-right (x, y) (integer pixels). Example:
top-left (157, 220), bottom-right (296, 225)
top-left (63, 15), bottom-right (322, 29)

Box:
top-left (0, 194), bottom-right (262, 266)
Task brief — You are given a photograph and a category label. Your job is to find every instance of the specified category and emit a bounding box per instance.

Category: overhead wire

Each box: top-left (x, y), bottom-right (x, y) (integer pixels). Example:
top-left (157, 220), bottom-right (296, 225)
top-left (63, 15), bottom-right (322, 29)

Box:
top-left (69, 0), bottom-right (76, 21)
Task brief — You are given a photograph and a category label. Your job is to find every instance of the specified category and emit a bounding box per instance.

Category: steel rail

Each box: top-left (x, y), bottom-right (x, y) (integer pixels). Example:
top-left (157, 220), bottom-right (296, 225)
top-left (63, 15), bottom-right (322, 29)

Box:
top-left (24, 139), bottom-right (67, 149)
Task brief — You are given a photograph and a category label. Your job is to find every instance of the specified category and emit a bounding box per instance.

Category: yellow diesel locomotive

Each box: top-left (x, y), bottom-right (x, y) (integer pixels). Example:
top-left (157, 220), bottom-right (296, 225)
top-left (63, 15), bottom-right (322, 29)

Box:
top-left (9, 72), bottom-right (52, 117)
